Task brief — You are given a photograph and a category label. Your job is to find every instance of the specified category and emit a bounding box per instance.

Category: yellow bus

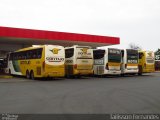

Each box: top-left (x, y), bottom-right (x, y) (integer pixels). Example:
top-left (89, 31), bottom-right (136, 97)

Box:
top-left (93, 48), bottom-right (122, 75)
top-left (6, 45), bottom-right (65, 79)
top-left (65, 45), bottom-right (93, 78)
top-left (138, 50), bottom-right (155, 75)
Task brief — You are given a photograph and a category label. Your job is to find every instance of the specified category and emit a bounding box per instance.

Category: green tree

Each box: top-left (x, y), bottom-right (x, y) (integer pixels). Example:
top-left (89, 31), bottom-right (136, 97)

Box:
top-left (155, 48), bottom-right (160, 71)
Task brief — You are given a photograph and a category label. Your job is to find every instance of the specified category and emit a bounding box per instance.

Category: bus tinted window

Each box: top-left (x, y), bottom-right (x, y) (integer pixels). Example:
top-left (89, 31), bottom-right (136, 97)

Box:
top-left (93, 50), bottom-right (105, 59)
top-left (9, 48), bottom-right (42, 60)
top-left (127, 49), bottom-right (138, 63)
top-left (65, 48), bottom-right (74, 58)
top-left (108, 48), bottom-right (121, 62)
top-left (37, 49), bottom-right (42, 58)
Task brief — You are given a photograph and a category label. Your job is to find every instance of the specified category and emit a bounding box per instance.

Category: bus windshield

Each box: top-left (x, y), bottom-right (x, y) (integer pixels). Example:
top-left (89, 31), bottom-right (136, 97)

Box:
top-left (108, 48), bottom-right (121, 63)
top-left (127, 49), bottom-right (138, 64)
top-left (93, 50), bottom-right (105, 59)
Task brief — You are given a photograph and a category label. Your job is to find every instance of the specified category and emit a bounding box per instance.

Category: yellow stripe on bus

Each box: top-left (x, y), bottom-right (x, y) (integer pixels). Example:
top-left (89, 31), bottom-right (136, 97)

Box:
top-left (108, 62), bottom-right (121, 66)
top-left (127, 64), bottom-right (138, 66)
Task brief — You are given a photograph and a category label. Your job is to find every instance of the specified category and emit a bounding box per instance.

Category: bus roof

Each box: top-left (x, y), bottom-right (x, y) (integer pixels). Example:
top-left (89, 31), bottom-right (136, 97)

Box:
top-left (16, 46), bottom-right (43, 52)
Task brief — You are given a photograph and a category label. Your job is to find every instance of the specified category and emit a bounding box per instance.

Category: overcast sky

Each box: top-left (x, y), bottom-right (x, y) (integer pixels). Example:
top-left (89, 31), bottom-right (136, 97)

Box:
top-left (0, 0), bottom-right (160, 51)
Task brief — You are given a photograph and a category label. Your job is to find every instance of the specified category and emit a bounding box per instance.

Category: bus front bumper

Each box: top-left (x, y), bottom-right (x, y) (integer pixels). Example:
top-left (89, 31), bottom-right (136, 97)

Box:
top-left (143, 69), bottom-right (155, 73)
top-left (74, 69), bottom-right (93, 75)
top-left (123, 69), bottom-right (138, 74)
top-left (43, 71), bottom-right (65, 77)
top-left (105, 70), bottom-right (121, 75)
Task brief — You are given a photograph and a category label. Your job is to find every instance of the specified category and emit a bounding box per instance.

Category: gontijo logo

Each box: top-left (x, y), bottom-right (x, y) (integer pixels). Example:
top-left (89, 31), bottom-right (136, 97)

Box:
top-left (47, 48), bottom-right (64, 62)
top-left (80, 48), bottom-right (88, 54)
top-left (50, 48), bottom-right (61, 54)
top-left (78, 48), bottom-right (91, 56)
top-left (46, 57), bottom-right (64, 62)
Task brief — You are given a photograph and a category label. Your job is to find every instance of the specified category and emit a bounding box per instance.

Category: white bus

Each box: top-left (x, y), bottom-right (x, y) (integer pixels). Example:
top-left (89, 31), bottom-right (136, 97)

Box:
top-left (65, 45), bottom-right (93, 77)
top-left (121, 49), bottom-right (139, 75)
top-left (6, 45), bottom-right (65, 79)
top-left (93, 48), bottom-right (122, 75)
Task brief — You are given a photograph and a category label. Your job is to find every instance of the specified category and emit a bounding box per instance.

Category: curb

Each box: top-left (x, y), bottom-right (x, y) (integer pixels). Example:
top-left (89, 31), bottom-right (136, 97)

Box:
top-left (0, 75), bottom-right (13, 79)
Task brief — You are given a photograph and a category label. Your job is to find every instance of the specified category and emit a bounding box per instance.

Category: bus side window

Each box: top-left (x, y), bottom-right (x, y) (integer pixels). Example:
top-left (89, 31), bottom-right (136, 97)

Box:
top-left (32, 50), bottom-right (37, 59)
top-left (37, 48), bottom-right (42, 58)
top-left (27, 50), bottom-right (32, 59)
top-left (30, 51), bottom-right (33, 59)
top-left (21, 51), bottom-right (25, 59)
top-left (13, 53), bottom-right (18, 60)
top-left (65, 48), bottom-right (74, 58)
top-left (18, 53), bottom-right (22, 59)
top-left (26, 51), bottom-right (28, 59)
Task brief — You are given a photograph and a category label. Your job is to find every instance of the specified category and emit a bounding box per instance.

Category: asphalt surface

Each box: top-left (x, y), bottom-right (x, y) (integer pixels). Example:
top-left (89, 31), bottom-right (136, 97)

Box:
top-left (0, 73), bottom-right (160, 114)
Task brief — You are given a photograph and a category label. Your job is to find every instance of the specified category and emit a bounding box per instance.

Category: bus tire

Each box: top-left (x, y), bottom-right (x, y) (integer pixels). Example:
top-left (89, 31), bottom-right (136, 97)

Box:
top-left (138, 72), bottom-right (142, 75)
top-left (26, 70), bottom-right (30, 79)
top-left (138, 65), bottom-right (142, 76)
top-left (66, 74), bottom-right (70, 78)
top-left (121, 74), bottom-right (124, 77)
top-left (30, 70), bottom-right (35, 80)
top-left (76, 75), bottom-right (81, 78)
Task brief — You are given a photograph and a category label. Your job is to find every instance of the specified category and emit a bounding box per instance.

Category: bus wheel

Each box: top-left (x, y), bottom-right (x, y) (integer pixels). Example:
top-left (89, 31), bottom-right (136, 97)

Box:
top-left (121, 74), bottom-right (124, 77)
top-left (26, 70), bottom-right (30, 79)
top-left (138, 66), bottom-right (142, 76)
top-left (76, 75), bottom-right (81, 79)
top-left (66, 74), bottom-right (71, 78)
top-left (30, 71), bottom-right (35, 80)
top-left (138, 72), bottom-right (142, 76)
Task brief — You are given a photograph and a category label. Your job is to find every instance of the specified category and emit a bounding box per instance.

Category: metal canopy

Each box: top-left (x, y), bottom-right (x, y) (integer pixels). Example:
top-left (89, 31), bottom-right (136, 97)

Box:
top-left (0, 26), bottom-right (120, 49)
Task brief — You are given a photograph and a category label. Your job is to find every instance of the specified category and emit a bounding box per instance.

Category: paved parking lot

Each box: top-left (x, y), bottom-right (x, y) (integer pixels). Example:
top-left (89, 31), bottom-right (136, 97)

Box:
top-left (0, 73), bottom-right (160, 113)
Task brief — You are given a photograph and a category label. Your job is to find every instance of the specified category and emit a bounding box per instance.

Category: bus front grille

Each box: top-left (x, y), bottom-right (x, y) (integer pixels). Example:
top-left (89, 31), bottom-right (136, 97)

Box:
top-left (98, 66), bottom-right (104, 75)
